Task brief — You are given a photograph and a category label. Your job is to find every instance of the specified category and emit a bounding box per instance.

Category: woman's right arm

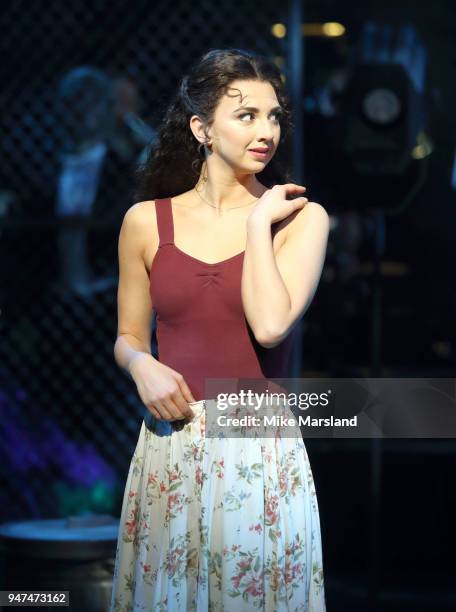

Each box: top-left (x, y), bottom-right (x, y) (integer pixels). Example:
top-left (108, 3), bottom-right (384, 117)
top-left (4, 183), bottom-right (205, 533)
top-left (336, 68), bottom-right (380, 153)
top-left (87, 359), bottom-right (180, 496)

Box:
top-left (114, 202), bottom-right (195, 421)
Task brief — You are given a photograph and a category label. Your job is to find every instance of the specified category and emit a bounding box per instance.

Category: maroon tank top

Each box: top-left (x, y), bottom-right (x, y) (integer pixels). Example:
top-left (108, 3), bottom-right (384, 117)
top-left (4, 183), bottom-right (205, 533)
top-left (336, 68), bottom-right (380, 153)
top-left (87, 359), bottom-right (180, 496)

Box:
top-left (149, 198), bottom-right (296, 401)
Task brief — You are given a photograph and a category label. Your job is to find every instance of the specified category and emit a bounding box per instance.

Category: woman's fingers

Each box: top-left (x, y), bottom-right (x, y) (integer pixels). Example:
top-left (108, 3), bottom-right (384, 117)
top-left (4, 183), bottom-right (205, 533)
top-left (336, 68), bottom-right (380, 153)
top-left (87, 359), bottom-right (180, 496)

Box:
top-left (282, 183), bottom-right (307, 195)
top-left (152, 399), bottom-right (174, 420)
top-left (172, 393), bottom-right (195, 419)
top-left (152, 392), bottom-right (192, 421)
top-left (146, 371), bottom-right (197, 421)
top-left (162, 395), bottom-right (187, 420)
top-left (175, 377), bottom-right (196, 416)
top-left (295, 197), bottom-right (308, 207)
top-left (148, 405), bottom-right (162, 420)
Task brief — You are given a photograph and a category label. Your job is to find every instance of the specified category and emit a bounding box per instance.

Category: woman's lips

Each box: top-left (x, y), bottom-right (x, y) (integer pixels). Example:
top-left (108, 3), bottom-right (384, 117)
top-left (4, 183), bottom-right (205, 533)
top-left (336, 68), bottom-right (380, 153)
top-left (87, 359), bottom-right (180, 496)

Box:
top-left (248, 149), bottom-right (270, 159)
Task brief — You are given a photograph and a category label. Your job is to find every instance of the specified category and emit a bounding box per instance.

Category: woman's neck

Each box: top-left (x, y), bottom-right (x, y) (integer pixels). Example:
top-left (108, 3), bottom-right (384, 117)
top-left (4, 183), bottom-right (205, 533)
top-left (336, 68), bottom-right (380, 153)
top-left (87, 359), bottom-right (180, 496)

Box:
top-left (195, 170), bottom-right (268, 211)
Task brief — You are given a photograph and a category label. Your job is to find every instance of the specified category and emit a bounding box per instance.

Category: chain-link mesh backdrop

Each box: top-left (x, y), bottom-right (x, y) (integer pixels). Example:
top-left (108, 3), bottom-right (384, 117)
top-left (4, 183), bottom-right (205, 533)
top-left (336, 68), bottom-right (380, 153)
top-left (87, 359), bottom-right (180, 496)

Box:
top-left (3, 3), bottom-right (456, 609)
top-left (0, 0), bottom-right (292, 524)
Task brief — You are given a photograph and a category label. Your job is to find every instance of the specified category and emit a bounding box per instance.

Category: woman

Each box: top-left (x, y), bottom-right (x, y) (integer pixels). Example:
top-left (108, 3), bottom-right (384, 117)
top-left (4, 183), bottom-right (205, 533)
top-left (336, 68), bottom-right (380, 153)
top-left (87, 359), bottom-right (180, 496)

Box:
top-left (110, 48), bottom-right (329, 611)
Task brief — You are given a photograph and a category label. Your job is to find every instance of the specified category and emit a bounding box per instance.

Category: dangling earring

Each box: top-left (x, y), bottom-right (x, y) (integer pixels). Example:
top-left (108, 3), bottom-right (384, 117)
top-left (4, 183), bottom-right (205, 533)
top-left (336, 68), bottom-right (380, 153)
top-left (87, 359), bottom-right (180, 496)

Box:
top-left (198, 140), bottom-right (212, 156)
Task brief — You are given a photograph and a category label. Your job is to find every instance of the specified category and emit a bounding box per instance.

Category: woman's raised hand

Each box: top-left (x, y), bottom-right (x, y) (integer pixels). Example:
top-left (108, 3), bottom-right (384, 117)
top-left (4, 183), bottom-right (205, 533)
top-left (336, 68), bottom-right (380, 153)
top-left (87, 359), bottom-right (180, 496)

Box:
top-left (129, 353), bottom-right (196, 421)
top-left (249, 183), bottom-right (308, 225)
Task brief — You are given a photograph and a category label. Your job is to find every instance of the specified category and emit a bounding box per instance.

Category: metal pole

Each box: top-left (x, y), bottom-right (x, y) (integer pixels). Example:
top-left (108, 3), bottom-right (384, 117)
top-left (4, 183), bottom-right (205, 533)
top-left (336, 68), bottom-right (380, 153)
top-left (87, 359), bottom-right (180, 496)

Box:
top-left (287, 0), bottom-right (305, 377)
top-left (368, 208), bottom-right (385, 611)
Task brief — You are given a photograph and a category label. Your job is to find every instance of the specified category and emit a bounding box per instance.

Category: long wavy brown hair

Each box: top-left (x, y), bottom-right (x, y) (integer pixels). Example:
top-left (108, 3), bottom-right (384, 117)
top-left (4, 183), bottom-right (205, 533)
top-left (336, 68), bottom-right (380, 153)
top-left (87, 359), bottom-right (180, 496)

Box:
top-left (134, 47), bottom-right (295, 201)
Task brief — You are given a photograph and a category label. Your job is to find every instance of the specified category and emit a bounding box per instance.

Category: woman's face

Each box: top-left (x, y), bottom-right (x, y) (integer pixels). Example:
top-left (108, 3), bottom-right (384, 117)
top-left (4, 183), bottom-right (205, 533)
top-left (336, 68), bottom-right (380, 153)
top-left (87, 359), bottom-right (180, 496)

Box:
top-left (196, 79), bottom-right (282, 174)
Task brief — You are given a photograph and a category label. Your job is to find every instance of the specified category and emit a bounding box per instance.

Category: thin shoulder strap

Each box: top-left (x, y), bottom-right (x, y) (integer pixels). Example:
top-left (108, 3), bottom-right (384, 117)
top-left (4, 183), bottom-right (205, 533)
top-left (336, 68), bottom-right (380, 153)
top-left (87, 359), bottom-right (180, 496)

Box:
top-left (154, 198), bottom-right (174, 247)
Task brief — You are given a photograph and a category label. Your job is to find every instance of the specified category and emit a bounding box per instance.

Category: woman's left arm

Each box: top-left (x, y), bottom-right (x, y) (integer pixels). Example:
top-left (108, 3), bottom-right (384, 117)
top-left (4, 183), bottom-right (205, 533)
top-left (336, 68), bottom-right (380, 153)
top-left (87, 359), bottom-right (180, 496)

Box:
top-left (242, 201), bottom-right (330, 348)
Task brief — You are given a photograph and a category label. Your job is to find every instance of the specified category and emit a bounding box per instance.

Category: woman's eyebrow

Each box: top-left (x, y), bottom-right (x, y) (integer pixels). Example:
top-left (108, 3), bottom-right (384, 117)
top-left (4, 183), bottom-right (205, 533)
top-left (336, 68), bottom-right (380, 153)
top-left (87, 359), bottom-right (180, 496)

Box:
top-left (233, 105), bottom-right (283, 113)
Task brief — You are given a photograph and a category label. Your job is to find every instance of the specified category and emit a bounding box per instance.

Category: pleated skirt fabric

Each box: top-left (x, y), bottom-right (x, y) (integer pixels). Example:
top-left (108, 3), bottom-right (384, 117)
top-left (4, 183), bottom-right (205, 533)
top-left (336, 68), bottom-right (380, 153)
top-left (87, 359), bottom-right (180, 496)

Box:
top-left (110, 399), bottom-right (326, 611)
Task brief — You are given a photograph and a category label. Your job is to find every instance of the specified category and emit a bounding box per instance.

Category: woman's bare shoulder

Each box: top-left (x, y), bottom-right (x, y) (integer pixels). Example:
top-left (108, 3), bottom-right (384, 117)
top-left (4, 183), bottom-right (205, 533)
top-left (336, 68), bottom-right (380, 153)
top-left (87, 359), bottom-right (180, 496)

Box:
top-left (283, 201), bottom-right (330, 241)
top-left (121, 200), bottom-right (159, 257)
top-left (126, 199), bottom-right (157, 219)
top-left (123, 200), bottom-right (158, 233)
top-left (122, 195), bottom-right (190, 271)
top-left (123, 191), bottom-right (192, 228)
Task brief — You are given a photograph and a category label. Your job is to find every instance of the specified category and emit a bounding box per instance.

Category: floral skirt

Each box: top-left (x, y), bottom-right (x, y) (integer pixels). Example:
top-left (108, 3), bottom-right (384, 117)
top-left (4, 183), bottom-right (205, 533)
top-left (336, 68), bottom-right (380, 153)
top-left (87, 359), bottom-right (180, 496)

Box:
top-left (109, 399), bottom-right (326, 611)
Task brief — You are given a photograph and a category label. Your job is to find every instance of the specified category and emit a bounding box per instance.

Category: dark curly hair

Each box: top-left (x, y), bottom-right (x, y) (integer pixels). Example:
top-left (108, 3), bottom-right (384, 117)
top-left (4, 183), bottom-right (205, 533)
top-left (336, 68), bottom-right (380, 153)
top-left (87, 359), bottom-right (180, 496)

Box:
top-left (134, 48), bottom-right (295, 201)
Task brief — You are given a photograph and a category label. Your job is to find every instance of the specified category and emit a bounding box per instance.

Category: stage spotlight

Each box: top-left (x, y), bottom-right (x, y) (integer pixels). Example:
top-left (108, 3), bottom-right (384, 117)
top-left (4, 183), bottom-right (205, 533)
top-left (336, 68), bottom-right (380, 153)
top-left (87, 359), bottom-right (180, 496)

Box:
top-left (339, 23), bottom-right (428, 176)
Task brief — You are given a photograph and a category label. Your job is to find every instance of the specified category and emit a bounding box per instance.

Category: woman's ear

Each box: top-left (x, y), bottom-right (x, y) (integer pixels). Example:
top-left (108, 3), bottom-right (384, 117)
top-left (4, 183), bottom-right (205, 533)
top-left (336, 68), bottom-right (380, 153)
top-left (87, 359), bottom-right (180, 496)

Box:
top-left (189, 114), bottom-right (207, 146)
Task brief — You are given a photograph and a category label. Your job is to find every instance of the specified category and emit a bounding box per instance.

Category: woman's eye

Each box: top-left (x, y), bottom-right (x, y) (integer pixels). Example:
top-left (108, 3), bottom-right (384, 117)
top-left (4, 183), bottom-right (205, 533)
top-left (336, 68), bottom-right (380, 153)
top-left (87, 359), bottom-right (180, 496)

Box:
top-left (239, 112), bottom-right (282, 122)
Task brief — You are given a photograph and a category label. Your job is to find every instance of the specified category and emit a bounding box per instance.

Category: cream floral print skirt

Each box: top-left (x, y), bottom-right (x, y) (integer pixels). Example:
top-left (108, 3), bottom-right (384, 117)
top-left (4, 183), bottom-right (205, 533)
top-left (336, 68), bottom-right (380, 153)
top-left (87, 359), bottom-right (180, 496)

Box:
top-left (110, 399), bottom-right (326, 611)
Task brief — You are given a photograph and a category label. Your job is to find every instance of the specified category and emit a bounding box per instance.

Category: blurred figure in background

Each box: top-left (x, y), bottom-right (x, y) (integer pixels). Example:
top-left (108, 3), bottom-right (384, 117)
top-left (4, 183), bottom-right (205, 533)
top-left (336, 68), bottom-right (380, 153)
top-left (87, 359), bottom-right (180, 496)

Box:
top-left (55, 66), bottom-right (157, 300)
top-left (55, 66), bottom-right (116, 298)
top-left (110, 74), bottom-right (157, 166)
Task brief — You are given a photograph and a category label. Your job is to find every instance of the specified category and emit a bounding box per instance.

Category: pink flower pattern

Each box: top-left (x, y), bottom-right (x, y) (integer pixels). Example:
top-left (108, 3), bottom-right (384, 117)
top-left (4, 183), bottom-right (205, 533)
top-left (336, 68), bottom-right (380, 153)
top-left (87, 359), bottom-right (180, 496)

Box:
top-left (110, 401), bottom-right (326, 611)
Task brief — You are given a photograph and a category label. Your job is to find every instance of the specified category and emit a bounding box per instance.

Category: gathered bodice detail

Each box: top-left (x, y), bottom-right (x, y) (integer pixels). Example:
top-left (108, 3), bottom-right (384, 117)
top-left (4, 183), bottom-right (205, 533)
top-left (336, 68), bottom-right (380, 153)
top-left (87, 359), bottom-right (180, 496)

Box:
top-left (149, 198), bottom-right (296, 400)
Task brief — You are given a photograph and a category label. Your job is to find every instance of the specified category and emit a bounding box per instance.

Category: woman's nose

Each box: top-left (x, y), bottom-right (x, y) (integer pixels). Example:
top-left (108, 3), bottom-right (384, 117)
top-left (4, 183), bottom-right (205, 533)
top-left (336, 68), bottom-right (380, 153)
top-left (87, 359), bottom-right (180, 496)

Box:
top-left (257, 119), bottom-right (274, 140)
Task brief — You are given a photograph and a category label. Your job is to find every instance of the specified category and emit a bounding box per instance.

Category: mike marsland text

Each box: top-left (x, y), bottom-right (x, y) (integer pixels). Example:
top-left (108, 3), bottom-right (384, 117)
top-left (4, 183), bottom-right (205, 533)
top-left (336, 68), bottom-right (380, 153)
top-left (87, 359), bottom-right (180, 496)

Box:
top-left (216, 414), bottom-right (358, 427)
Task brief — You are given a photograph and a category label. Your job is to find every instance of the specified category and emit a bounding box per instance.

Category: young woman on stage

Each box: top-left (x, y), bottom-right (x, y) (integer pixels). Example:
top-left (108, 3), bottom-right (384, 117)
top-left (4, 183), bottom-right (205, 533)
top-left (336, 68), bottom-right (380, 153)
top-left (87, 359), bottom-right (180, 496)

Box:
top-left (110, 48), bottom-right (329, 611)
